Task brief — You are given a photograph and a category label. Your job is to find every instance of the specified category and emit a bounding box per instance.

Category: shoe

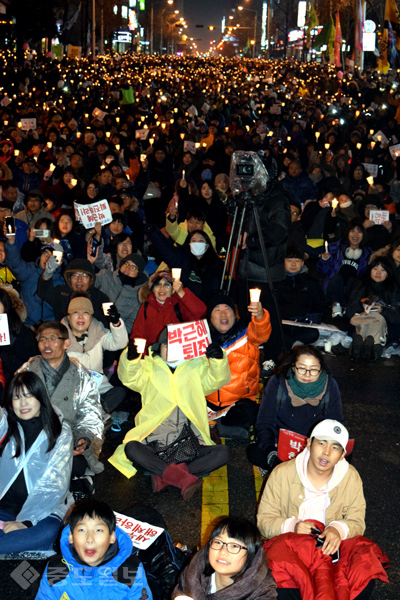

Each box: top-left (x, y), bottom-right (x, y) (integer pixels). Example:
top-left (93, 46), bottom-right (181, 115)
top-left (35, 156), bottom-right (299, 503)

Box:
top-left (332, 303), bottom-right (343, 318)
top-left (70, 475), bottom-right (95, 500)
top-left (351, 334), bottom-right (363, 363)
top-left (362, 335), bottom-right (374, 363)
top-left (162, 463), bottom-right (203, 500)
top-left (151, 474), bottom-right (168, 493)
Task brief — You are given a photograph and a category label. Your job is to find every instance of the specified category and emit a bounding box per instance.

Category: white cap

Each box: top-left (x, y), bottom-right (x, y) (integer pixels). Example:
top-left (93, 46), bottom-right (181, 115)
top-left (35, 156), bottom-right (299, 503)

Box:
top-left (310, 419), bottom-right (349, 450)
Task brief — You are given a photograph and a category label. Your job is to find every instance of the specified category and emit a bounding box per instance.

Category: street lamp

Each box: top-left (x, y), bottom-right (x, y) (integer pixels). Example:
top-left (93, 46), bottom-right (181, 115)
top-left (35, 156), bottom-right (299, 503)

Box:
top-left (150, 0), bottom-right (174, 55)
top-left (238, 5), bottom-right (257, 58)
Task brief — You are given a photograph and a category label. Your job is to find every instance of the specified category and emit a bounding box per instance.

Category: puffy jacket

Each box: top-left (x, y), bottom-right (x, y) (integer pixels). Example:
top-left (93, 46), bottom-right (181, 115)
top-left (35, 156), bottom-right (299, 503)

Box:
top-left (5, 241), bottom-right (64, 326)
top-left (316, 241), bottom-right (371, 292)
top-left (0, 407), bottom-right (73, 524)
top-left (264, 532), bottom-right (389, 600)
top-left (35, 525), bottom-right (153, 600)
top-left (207, 310), bottom-right (271, 408)
top-left (109, 347), bottom-right (231, 478)
top-left (276, 267), bottom-right (327, 320)
top-left (130, 289), bottom-right (206, 346)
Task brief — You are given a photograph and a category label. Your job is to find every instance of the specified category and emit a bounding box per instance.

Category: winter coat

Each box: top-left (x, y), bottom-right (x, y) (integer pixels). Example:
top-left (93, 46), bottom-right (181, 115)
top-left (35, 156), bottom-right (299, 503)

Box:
top-left (207, 310), bottom-right (271, 408)
top-left (166, 217), bottom-right (216, 249)
top-left (264, 532), bottom-right (389, 600)
top-left (0, 407), bottom-right (74, 524)
top-left (5, 241), bottom-right (64, 325)
top-left (95, 269), bottom-right (148, 333)
top-left (276, 267), bottom-right (327, 320)
top-left (109, 348), bottom-right (231, 478)
top-left (172, 544), bottom-right (277, 600)
top-left (257, 454), bottom-right (366, 540)
top-left (282, 172), bottom-right (318, 205)
top-left (130, 289), bottom-right (206, 346)
top-left (0, 324), bottom-right (38, 383)
top-left (238, 179), bottom-right (291, 283)
top-left (15, 208), bottom-right (55, 249)
top-left (35, 525), bottom-right (153, 600)
top-left (316, 241), bottom-right (371, 292)
top-left (254, 374), bottom-right (344, 450)
top-left (346, 278), bottom-right (400, 336)
top-left (63, 317), bottom-right (128, 393)
top-left (25, 356), bottom-right (103, 446)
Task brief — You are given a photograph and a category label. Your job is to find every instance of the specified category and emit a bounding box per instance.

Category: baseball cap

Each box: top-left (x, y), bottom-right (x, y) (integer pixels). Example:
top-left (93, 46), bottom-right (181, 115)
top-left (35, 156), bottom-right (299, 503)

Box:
top-left (310, 419), bottom-right (349, 450)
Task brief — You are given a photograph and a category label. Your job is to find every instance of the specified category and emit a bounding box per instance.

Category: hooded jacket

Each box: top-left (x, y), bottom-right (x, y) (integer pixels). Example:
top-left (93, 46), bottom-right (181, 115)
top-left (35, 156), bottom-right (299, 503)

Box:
top-left (316, 240), bottom-right (371, 292)
top-left (109, 347), bottom-right (231, 478)
top-left (35, 525), bottom-right (153, 600)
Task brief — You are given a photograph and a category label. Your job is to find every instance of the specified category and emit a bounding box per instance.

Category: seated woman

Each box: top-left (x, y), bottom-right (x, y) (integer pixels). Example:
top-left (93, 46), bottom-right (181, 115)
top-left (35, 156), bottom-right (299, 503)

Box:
top-left (247, 345), bottom-right (343, 474)
top-left (172, 516), bottom-right (277, 599)
top-left (109, 332), bottom-right (231, 500)
top-left (346, 256), bottom-right (400, 363)
top-left (0, 371), bottom-right (73, 554)
top-left (131, 270), bottom-right (206, 348)
top-left (317, 219), bottom-right (371, 318)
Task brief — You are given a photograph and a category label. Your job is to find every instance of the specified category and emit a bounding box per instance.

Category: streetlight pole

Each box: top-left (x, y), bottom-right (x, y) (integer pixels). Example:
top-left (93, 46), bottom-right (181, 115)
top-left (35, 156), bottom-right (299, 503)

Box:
top-left (238, 6), bottom-right (258, 57)
top-left (92, 0), bottom-right (96, 59)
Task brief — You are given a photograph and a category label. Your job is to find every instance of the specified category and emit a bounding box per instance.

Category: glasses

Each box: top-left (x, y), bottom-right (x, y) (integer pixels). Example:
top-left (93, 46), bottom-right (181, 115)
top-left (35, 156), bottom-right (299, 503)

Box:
top-left (38, 335), bottom-right (66, 344)
top-left (209, 539), bottom-right (248, 554)
top-left (295, 365), bottom-right (321, 377)
top-left (71, 272), bottom-right (90, 280)
top-left (87, 186), bottom-right (97, 191)
top-left (154, 282), bottom-right (172, 288)
top-left (122, 263), bottom-right (139, 272)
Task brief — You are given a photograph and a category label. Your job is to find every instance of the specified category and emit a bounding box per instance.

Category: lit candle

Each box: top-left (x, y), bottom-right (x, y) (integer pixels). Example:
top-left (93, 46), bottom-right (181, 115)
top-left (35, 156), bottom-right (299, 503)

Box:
top-left (115, 144), bottom-right (120, 151)
top-left (377, 135), bottom-right (382, 142)
top-left (149, 138), bottom-right (154, 145)
top-left (134, 338), bottom-right (146, 353)
top-left (182, 169), bottom-right (185, 180)
top-left (71, 178), bottom-right (77, 187)
top-left (249, 288), bottom-right (261, 303)
top-left (370, 141), bottom-right (376, 149)
top-left (171, 268), bottom-right (181, 280)
top-left (140, 153), bottom-right (146, 162)
top-left (324, 143), bottom-right (330, 150)
top-left (332, 198), bottom-right (339, 209)
top-left (356, 143), bottom-right (362, 150)
top-left (47, 142), bottom-right (52, 149)
top-left (180, 133), bottom-right (185, 140)
top-left (315, 131), bottom-right (320, 140)
top-left (366, 176), bottom-right (374, 186)
top-left (49, 163), bottom-right (56, 172)
top-left (14, 149), bottom-right (20, 156)
top-left (325, 241), bottom-right (328, 253)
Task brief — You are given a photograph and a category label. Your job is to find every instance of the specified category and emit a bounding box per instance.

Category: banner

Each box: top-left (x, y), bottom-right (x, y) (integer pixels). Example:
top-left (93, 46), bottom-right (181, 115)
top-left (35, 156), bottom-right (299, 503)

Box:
top-left (277, 428), bottom-right (355, 461)
top-left (167, 320), bottom-right (211, 362)
top-left (306, 5), bottom-right (319, 46)
top-left (0, 314), bottom-right (10, 346)
top-left (369, 210), bottom-right (390, 225)
top-left (334, 10), bottom-right (342, 67)
top-left (378, 0), bottom-right (400, 73)
top-left (114, 513), bottom-right (163, 549)
top-left (74, 199), bottom-right (112, 229)
top-left (21, 118), bottom-right (37, 131)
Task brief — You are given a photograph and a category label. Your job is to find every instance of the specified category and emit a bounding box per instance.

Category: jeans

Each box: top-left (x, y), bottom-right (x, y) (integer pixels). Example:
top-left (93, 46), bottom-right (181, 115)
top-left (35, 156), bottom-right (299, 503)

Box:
top-left (0, 509), bottom-right (62, 553)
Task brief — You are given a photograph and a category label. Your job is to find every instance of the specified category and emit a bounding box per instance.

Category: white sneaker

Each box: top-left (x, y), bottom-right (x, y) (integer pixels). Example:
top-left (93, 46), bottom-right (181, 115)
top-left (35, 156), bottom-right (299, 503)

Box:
top-left (332, 303), bottom-right (343, 318)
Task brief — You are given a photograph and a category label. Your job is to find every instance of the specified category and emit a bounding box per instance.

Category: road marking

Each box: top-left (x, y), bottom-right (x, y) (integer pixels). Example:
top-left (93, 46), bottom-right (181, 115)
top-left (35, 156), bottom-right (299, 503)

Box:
top-left (201, 441), bottom-right (229, 544)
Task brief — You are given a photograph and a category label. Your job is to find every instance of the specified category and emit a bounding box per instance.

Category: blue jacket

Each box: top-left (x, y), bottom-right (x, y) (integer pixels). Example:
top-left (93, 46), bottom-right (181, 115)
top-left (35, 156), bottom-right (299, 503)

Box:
top-left (316, 241), bottom-right (371, 292)
top-left (35, 525), bottom-right (152, 600)
top-left (5, 241), bottom-right (64, 326)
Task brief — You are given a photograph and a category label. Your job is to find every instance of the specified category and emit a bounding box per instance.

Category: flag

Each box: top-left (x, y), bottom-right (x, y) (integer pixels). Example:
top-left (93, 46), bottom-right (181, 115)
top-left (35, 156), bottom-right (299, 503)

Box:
top-left (61, 2), bottom-right (82, 33)
top-left (334, 10), bottom-right (342, 67)
top-left (313, 16), bottom-right (334, 62)
top-left (244, 38), bottom-right (250, 53)
top-left (388, 20), bottom-right (398, 67)
top-left (378, 0), bottom-right (400, 73)
top-left (306, 5), bottom-right (319, 47)
top-left (355, 0), bottom-right (363, 52)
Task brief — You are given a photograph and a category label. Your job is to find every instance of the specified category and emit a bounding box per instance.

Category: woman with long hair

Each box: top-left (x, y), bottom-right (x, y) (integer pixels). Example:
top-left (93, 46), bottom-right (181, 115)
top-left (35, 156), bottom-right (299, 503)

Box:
top-left (0, 372), bottom-right (73, 554)
top-left (173, 516), bottom-right (277, 599)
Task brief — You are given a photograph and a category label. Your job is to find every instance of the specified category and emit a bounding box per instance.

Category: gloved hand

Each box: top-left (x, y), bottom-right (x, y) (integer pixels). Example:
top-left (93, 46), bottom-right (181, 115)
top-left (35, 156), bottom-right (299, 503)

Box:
top-left (127, 339), bottom-right (139, 361)
top-left (206, 342), bottom-right (224, 359)
top-left (107, 304), bottom-right (120, 325)
top-left (45, 255), bottom-right (59, 278)
top-left (266, 449), bottom-right (281, 470)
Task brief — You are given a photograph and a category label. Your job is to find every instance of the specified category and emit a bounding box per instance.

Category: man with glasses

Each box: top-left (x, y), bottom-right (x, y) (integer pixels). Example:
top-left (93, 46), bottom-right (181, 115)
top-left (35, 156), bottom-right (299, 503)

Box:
top-left (37, 258), bottom-right (111, 327)
top-left (21, 321), bottom-right (104, 493)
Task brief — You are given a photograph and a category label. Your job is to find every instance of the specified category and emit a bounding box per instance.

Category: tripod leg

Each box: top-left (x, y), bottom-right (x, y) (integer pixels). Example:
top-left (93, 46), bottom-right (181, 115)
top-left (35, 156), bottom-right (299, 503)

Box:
top-left (220, 205), bottom-right (247, 295)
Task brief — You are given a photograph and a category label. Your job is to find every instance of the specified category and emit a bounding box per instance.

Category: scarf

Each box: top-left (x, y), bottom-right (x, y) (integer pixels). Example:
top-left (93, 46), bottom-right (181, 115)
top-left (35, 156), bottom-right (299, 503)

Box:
top-left (286, 369), bottom-right (327, 407)
top-left (41, 353), bottom-right (70, 397)
top-left (118, 271), bottom-right (138, 287)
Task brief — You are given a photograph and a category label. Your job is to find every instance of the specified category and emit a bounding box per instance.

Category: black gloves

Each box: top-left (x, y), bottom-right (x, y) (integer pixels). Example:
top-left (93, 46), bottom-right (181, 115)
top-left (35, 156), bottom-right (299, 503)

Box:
top-left (107, 304), bottom-right (120, 325)
top-left (206, 342), bottom-right (224, 359)
top-left (127, 339), bottom-right (139, 361)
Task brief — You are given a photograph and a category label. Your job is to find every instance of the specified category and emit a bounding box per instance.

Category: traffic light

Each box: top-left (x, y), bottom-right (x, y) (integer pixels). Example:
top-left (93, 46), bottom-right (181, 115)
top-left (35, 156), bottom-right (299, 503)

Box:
top-left (208, 26), bottom-right (215, 30)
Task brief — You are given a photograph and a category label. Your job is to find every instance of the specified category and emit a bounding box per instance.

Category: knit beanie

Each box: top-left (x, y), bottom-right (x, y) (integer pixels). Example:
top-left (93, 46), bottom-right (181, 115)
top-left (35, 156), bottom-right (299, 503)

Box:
top-left (67, 296), bottom-right (94, 315)
top-left (120, 253), bottom-right (146, 275)
top-left (206, 293), bottom-right (236, 321)
top-left (64, 258), bottom-right (95, 287)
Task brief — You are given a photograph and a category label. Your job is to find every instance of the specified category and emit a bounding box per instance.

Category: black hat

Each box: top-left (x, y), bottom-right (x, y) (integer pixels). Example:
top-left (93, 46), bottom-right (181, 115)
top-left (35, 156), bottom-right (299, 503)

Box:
top-left (25, 189), bottom-right (44, 203)
top-left (120, 252), bottom-right (146, 275)
top-left (206, 293), bottom-right (236, 322)
top-left (64, 258), bottom-right (95, 288)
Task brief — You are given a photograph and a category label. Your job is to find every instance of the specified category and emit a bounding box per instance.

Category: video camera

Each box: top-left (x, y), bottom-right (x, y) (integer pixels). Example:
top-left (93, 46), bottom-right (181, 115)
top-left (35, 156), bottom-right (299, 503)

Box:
top-left (229, 151), bottom-right (269, 197)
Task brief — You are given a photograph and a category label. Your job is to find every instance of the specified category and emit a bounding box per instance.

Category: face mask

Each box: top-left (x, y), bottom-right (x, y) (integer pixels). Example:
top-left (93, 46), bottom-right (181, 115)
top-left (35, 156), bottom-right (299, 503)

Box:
top-left (190, 242), bottom-right (207, 256)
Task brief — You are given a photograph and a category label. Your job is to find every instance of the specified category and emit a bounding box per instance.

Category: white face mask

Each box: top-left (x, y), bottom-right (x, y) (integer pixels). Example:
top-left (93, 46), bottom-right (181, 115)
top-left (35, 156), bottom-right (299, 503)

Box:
top-left (190, 241), bottom-right (207, 256)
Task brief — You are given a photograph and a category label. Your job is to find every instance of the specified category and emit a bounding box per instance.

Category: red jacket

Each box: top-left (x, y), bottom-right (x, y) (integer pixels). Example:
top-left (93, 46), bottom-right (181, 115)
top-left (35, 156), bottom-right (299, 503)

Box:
top-left (264, 532), bottom-right (389, 600)
top-left (130, 288), bottom-right (206, 346)
top-left (207, 310), bottom-right (271, 408)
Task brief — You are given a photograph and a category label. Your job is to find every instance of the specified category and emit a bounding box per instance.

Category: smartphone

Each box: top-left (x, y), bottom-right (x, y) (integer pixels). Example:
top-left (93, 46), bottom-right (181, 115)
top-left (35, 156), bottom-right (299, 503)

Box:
top-left (91, 236), bottom-right (100, 257)
top-left (34, 229), bottom-right (50, 238)
top-left (5, 216), bottom-right (15, 234)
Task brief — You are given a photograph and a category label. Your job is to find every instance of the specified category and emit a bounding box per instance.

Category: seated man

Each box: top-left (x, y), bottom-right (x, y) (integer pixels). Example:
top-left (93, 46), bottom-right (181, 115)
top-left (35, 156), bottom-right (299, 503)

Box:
top-left (206, 293), bottom-right (271, 442)
top-left (257, 419), bottom-right (389, 600)
top-left (21, 321), bottom-right (104, 485)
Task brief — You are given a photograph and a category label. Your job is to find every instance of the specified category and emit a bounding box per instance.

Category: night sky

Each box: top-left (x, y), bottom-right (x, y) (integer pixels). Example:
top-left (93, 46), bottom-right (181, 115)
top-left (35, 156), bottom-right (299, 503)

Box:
top-left (184, 0), bottom-right (232, 53)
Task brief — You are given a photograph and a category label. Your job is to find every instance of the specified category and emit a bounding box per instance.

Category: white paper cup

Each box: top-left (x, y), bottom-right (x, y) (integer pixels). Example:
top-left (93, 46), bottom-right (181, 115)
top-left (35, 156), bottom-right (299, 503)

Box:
top-left (249, 288), bottom-right (261, 303)
top-left (53, 250), bottom-right (63, 265)
top-left (102, 302), bottom-right (113, 315)
top-left (134, 338), bottom-right (146, 353)
top-left (331, 199), bottom-right (339, 209)
top-left (171, 268), bottom-right (181, 280)
top-left (324, 341), bottom-right (332, 353)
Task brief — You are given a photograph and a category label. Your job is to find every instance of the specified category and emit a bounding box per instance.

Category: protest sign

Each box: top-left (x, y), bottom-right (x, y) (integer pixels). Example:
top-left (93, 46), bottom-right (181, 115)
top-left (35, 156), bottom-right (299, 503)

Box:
top-left (74, 199), bottom-right (112, 229)
top-left (167, 320), bottom-right (211, 362)
top-left (389, 144), bottom-right (400, 159)
top-left (369, 210), bottom-right (389, 225)
top-left (277, 428), bottom-right (354, 461)
top-left (183, 140), bottom-right (196, 154)
top-left (1, 96), bottom-right (11, 107)
top-left (0, 314), bottom-right (10, 346)
top-left (21, 118), bottom-right (37, 131)
top-left (114, 512), bottom-right (164, 549)
top-left (92, 107), bottom-right (106, 121)
top-left (135, 128), bottom-right (149, 140)
top-left (372, 130), bottom-right (389, 145)
top-left (362, 163), bottom-right (378, 177)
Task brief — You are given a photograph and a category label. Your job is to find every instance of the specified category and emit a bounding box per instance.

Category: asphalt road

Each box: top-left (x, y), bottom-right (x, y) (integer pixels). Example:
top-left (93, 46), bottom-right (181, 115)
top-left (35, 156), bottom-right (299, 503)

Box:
top-left (1, 353), bottom-right (399, 599)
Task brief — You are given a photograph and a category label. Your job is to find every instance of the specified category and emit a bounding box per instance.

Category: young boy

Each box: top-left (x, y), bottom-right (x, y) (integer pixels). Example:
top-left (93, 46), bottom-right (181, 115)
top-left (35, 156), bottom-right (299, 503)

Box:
top-left (35, 499), bottom-right (152, 600)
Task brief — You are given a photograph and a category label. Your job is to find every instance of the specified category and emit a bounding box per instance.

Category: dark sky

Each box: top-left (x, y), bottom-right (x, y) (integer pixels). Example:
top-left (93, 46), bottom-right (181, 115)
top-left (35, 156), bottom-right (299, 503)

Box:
top-left (184, 0), bottom-right (230, 53)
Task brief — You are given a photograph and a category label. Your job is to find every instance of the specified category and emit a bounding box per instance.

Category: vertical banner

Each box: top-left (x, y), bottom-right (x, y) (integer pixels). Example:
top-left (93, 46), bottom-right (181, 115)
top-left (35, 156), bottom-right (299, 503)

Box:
top-left (334, 10), bottom-right (342, 67)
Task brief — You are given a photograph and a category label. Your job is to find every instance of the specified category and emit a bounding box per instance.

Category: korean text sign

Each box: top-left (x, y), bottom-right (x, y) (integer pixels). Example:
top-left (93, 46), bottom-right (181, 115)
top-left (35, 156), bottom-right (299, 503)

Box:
top-left (167, 320), bottom-right (211, 362)
top-left (74, 199), bottom-right (112, 229)
top-left (114, 512), bottom-right (163, 549)
top-left (0, 314), bottom-right (10, 346)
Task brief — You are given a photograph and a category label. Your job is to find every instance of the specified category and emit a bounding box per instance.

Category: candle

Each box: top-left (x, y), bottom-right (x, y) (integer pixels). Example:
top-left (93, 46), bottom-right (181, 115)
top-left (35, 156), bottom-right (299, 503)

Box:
top-left (332, 198), bottom-right (339, 209)
top-left (249, 288), bottom-right (261, 303)
top-left (356, 143), bottom-right (362, 150)
top-left (377, 135), bottom-right (382, 142)
top-left (49, 163), bottom-right (56, 172)
top-left (324, 143), bottom-right (330, 150)
top-left (140, 153), bottom-right (146, 162)
top-left (172, 268), bottom-right (181, 280)
top-left (53, 250), bottom-right (63, 264)
top-left (180, 133), bottom-right (185, 140)
top-left (14, 149), bottom-right (20, 156)
top-left (149, 138), bottom-right (154, 145)
top-left (366, 176), bottom-right (374, 186)
top-left (134, 338), bottom-right (146, 353)
top-left (71, 178), bottom-right (77, 187)
top-left (102, 302), bottom-right (113, 315)
top-left (370, 141), bottom-right (376, 149)
top-left (369, 129), bottom-right (374, 135)
top-left (324, 241), bottom-right (328, 253)
top-left (115, 144), bottom-right (120, 151)
top-left (47, 142), bottom-right (52, 149)
top-left (182, 169), bottom-right (185, 180)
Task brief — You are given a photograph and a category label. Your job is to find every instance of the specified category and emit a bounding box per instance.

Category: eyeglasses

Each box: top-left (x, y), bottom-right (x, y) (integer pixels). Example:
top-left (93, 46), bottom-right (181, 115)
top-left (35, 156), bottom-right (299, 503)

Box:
top-left (209, 539), bottom-right (248, 554)
top-left (71, 272), bottom-right (90, 280)
top-left (38, 335), bottom-right (67, 344)
top-left (154, 282), bottom-right (172, 288)
top-left (294, 365), bottom-right (321, 377)
top-left (122, 263), bottom-right (139, 272)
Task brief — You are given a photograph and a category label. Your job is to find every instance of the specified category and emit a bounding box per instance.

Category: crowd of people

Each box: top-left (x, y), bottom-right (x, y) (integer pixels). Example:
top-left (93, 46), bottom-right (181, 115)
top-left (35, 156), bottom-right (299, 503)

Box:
top-left (0, 50), bottom-right (396, 597)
